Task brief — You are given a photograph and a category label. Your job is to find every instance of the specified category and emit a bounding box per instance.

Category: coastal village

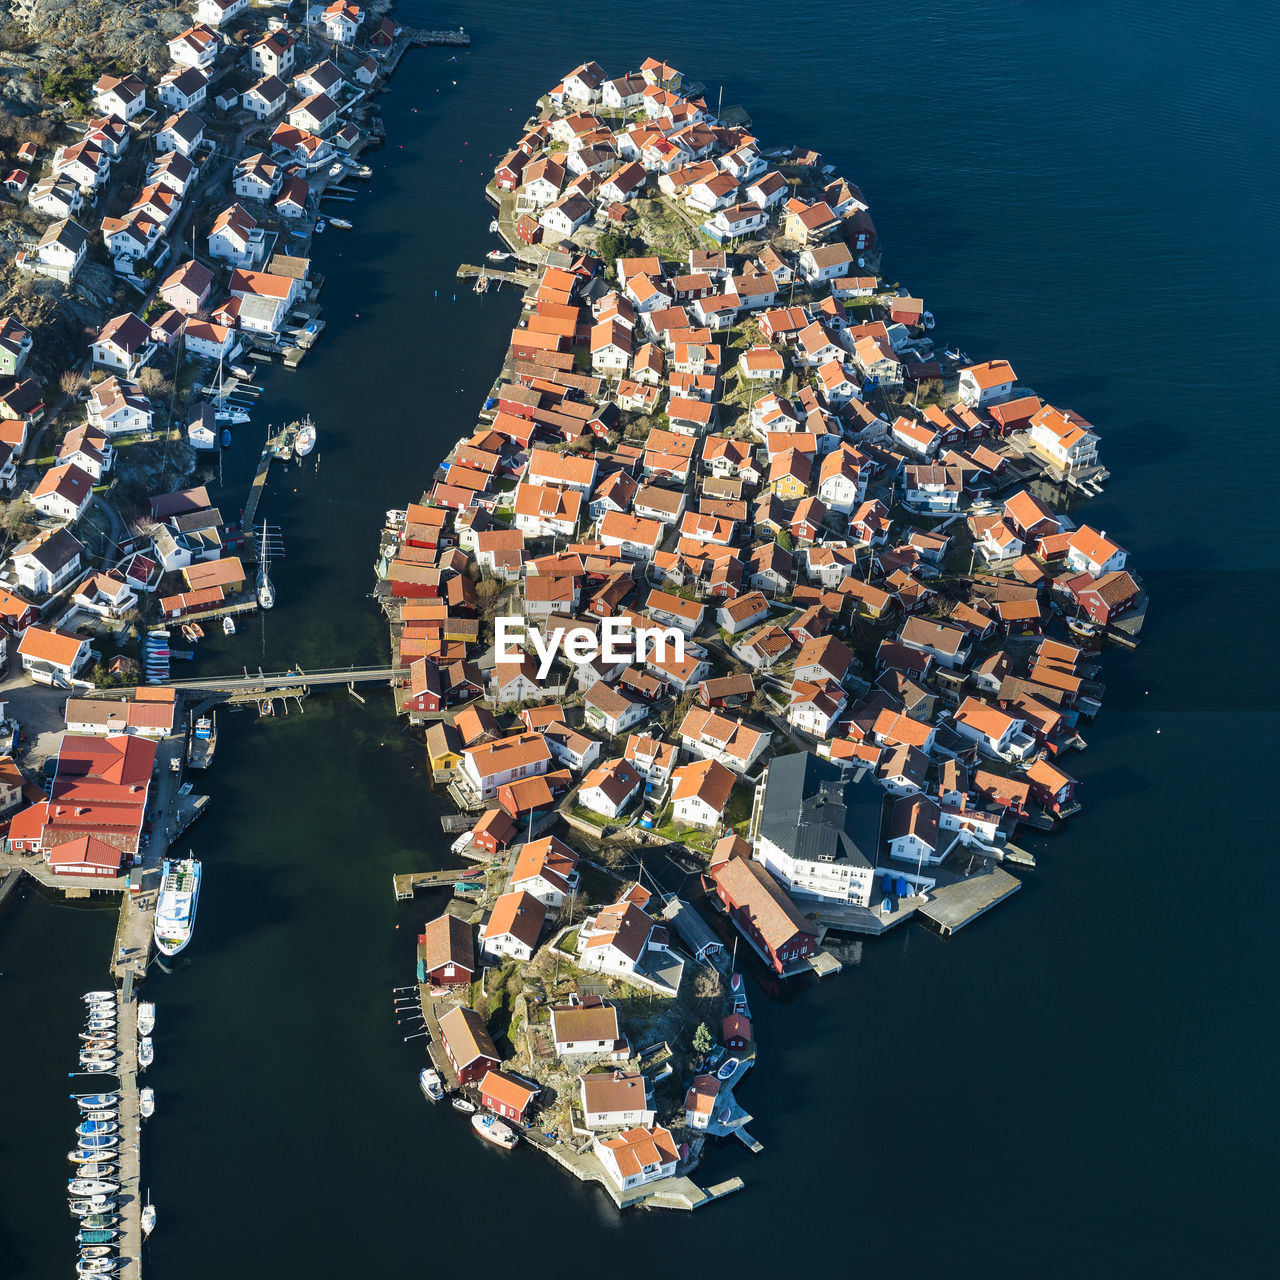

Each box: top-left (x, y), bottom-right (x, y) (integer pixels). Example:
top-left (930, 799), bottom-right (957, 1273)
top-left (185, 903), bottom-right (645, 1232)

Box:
top-left (0, 2), bottom-right (466, 1273)
top-left (375, 58), bottom-right (1148, 1207)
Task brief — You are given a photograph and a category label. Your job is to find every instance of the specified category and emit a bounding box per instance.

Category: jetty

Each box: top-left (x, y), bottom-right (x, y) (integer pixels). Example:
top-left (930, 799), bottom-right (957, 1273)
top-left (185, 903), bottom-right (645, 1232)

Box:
top-left (456, 263), bottom-right (539, 289)
top-left (393, 867), bottom-right (484, 900)
top-left (918, 867), bottom-right (1022, 936)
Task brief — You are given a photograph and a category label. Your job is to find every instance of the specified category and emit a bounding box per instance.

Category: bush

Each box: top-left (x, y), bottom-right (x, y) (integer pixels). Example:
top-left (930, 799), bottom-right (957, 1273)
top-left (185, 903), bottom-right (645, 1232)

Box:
top-left (42, 64), bottom-right (98, 112)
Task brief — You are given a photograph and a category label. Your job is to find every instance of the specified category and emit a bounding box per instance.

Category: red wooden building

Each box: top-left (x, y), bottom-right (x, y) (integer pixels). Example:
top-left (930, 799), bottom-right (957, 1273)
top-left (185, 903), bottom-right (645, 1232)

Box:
top-left (419, 913), bottom-right (475, 988)
top-left (710, 857), bottom-right (816, 976)
top-left (479, 1069), bottom-right (538, 1125)
top-left (438, 1005), bottom-right (499, 1085)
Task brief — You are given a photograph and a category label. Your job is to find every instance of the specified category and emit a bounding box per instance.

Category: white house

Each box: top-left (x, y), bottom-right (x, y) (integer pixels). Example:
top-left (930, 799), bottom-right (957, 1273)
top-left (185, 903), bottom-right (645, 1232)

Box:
top-left (87, 377), bottom-right (151, 437)
top-left (233, 153), bottom-right (281, 201)
top-left (580, 1072), bottom-right (655, 1130)
top-left (1064, 526), bottom-right (1127, 577)
top-left (540, 193), bottom-right (593, 239)
top-left (578, 759), bottom-right (644, 820)
top-left (195, 0), bottom-right (248, 27)
top-left (27, 177), bottom-right (83, 221)
top-left (952, 697), bottom-right (1035, 762)
top-left (169, 25), bottom-right (220, 70)
top-left (17, 625), bottom-right (91, 685)
top-left (250, 30), bottom-right (295, 79)
top-left (459, 733), bottom-right (552, 802)
top-left (594, 1125), bottom-right (679, 1191)
top-left (20, 219), bottom-right (87, 282)
top-left (958, 360), bottom-right (1016, 408)
top-left (321, 1), bottom-right (363, 44)
top-left (509, 836), bottom-right (579, 908)
top-left (583, 682), bottom-right (649, 737)
top-left (887, 795), bottom-right (957, 866)
top-left (158, 66), bottom-right (209, 113)
top-left (30, 463), bottom-right (94, 523)
top-left (93, 73), bottom-right (146, 121)
top-left (243, 76), bottom-right (289, 121)
top-left (288, 92), bottom-right (339, 137)
top-left (551, 1000), bottom-right (622, 1057)
top-left (12, 527), bottom-right (83, 595)
top-left (1028, 405), bottom-right (1100, 469)
top-left (91, 313), bottom-right (154, 377)
top-left (670, 758), bottom-right (734, 830)
top-left (156, 110), bottom-right (205, 158)
top-left (478, 890), bottom-right (545, 963)
top-left (705, 200), bottom-right (768, 243)
top-left (208, 203), bottom-right (265, 268)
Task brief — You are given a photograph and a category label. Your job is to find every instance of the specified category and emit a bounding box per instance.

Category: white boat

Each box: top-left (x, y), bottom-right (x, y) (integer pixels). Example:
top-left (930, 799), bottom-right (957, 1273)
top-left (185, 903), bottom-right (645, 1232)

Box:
top-left (139, 1087), bottom-right (155, 1118)
top-left (73, 1164), bottom-right (115, 1181)
top-left (137, 1002), bottom-right (155, 1036)
top-left (81, 1110), bottom-right (118, 1123)
top-left (223, 615), bottom-right (236, 636)
top-left (77, 1121), bottom-right (117, 1137)
top-left (82, 992), bottom-right (114, 1003)
top-left (256, 518), bottom-right (275, 610)
top-left (75, 1094), bottom-right (118, 1109)
top-left (68, 1180), bottom-right (118, 1197)
top-left (69, 1199), bottom-right (114, 1216)
top-left (79, 1062), bottom-right (117, 1075)
top-left (488, 218), bottom-right (499, 232)
top-left (214, 402), bottom-right (251, 426)
top-left (78, 1246), bottom-right (114, 1259)
top-left (418, 1068), bottom-right (444, 1101)
top-left (472, 1113), bottom-right (519, 1149)
top-left (314, 218), bottom-right (327, 233)
top-left (141, 1200), bottom-right (156, 1237)
top-left (451, 1097), bottom-right (476, 1114)
top-left (137, 1036), bottom-right (154, 1069)
top-left (154, 855), bottom-right (201, 956)
top-left (328, 216), bottom-right (352, 230)
top-left (293, 421), bottom-right (316, 456)
top-left (485, 249), bottom-right (511, 262)
top-left (68, 1147), bottom-right (116, 1163)
top-left (76, 1261), bottom-right (118, 1276)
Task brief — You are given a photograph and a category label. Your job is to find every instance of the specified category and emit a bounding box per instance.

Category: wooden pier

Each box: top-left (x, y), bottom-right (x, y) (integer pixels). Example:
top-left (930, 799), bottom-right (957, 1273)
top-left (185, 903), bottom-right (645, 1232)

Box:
top-left (113, 988), bottom-right (144, 1280)
top-left (393, 867), bottom-right (484, 900)
top-left (919, 866), bottom-right (1022, 936)
top-left (456, 263), bottom-right (539, 289)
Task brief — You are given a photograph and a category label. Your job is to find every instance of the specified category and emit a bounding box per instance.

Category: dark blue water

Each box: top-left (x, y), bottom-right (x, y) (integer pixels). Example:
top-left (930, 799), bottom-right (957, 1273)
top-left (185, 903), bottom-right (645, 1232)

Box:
top-left (2, 1), bottom-right (1277, 1275)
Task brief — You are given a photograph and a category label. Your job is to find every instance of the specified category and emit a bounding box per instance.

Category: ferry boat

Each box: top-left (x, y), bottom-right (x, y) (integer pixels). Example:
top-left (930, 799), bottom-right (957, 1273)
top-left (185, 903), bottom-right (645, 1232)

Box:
top-left (471, 1113), bottom-right (518, 1149)
top-left (137, 1002), bottom-right (155, 1036)
top-left (154, 856), bottom-right (201, 956)
top-left (188, 713), bottom-right (217, 769)
top-left (418, 1068), bottom-right (444, 1101)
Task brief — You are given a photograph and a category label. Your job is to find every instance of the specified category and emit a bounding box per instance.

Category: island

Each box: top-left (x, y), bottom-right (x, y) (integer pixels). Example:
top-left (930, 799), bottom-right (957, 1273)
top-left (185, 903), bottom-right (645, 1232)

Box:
top-left (376, 56), bottom-right (1148, 1209)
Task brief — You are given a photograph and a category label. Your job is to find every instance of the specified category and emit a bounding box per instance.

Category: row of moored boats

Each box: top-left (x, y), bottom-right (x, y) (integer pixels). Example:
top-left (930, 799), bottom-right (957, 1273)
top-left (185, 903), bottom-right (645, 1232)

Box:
top-left (419, 1067), bottom-right (519, 1150)
top-left (68, 991), bottom-right (156, 1275)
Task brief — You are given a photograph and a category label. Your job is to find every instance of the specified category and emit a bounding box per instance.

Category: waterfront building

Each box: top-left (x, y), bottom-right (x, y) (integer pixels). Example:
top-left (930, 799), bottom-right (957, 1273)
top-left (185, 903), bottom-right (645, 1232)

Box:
top-left (711, 854), bottom-right (818, 974)
top-left (751, 752), bottom-right (880, 908)
top-left (479, 890), bottom-right (546, 963)
top-left (437, 1006), bottom-right (500, 1086)
top-left (509, 835), bottom-right (580, 907)
top-left (479, 1071), bottom-right (538, 1126)
top-left (419, 913), bottom-right (475, 988)
top-left (594, 1126), bottom-right (679, 1192)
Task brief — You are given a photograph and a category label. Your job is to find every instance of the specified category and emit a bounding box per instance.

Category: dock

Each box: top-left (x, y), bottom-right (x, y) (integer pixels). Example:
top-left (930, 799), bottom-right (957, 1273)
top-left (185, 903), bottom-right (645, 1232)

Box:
top-left (112, 988), bottom-right (143, 1280)
top-left (393, 867), bottom-right (484, 900)
top-left (456, 263), bottom-right (539, 290)
top-left (918, 866), bottom-right (1022, 935)
top-left (806, 949), bottom-right (844, 978)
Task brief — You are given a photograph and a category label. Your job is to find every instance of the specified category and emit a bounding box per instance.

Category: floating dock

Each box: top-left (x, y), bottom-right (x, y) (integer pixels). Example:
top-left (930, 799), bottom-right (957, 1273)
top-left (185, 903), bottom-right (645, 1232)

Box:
top-left (393, 867), bottom-right (484, 900)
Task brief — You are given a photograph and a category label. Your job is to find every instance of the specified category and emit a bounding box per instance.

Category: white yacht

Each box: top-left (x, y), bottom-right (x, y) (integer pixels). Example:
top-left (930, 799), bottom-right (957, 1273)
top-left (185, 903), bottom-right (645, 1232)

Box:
top-left (418, 1068), bottom-right (444, 1101)
top-left (137, 1037), bottom-right (154, 1069)
top-left (136, 1003), bottom-right (155, 1036)
top-left (139, 1088), bottom-right (155, 1119)
top-left (154, 856), bottom-right (201, 956)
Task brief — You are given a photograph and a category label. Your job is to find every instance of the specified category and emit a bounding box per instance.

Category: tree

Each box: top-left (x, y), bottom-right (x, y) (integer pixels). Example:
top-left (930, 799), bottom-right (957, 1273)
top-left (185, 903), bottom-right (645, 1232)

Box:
top-left (59, 369), bottom-right (87, 398)
top-left (598, 229), bottom-right (630, 277)
top-left (560, 890), bottom-right (585, 928)
top-left (691, 1022), bottom-right (714, 1055)
top-left (137, 367), bottom-right (170, 397)
top-left (0, 497), bottom-right (38, 541)
top-left (776, 529), bottom-right (794, 551)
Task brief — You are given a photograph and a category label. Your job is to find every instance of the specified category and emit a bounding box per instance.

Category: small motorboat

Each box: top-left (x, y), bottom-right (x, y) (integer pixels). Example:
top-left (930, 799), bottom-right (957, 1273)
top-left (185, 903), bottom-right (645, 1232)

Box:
top-left (473, 273), bottom-right (489, 294)
top-left (314, 218), bottom-right (327, 233)
top-left (418, 1068), bottom-right (444, 1101)
top-left (716, 1057), bottom-right (740, 1081)
top-left (81, 1039), bottom-right (115, 1052)
top-left (328, 216), bottom-right (352, 230)
top-left (77, 1214), bottom-right (119, 1231)
top-left (78, 1246), bottom-right (115, 1259)
top-left (77, 1231), bottom-right (119, 1246)
top-left (223, 616), bottom-right (236, 636)
top-left (85, 1017), bottom-right (115, 1030)
top-left (69, 1147), bottom-right (116, 1163)
top-left (472, 1113), bottom-right (518, 1149)
top-left (141, 1201), bottom-right (156, 1237)
top-left (221, 428), bottom-right (233, 447)
top-left (230, 363), bottom-right (252, 380)
top-left (68, 1180), bottom-right (119, 1197)
top-left (139, 1087), bottom-right (155, 1119)
top-left (75, 1094), bottom-right (118, 1109)
top-left (79, 1056), bottom-right (116, 1069)
top-left (922, 310), bottom-right (936, 329)
top-left (137, 1037), bottom-right (154, 1069)
top-left (72, 1164), bottom-right (115, 1181)
top-left (293, 421), bottom-right (316, 456)
top-left (74, 1136), bottom-right (118, 1153)
top-left (485, 249), bottom-right (511, 262)
top-left (82, 992), bottom-right (114, 1004)
top-left (76, 1260), bottom-right (118, 1277)
top-left (451, 1097), bottom-right (477, 1114)
top-left (488, 218), bottom-right (499, 232)
top-left (79, 1062), bottom-right (118, 1075)
top-left (137, 1002), bottom-right (155, 1036)
top-left (81, 1110), bottom-right (118, 1123)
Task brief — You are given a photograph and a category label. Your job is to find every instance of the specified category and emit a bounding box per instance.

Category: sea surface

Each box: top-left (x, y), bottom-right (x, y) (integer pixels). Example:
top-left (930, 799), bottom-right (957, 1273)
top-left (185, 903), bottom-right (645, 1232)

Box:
top-left (2, 1), bottom-right (1277, 1275)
